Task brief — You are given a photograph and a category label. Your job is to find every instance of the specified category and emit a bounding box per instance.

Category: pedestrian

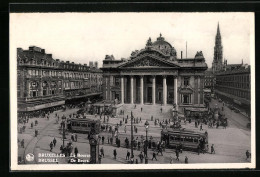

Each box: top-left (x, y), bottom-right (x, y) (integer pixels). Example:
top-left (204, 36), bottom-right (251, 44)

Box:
top-left (135, 159), bottom-right (138, 164)
top-left (130, 156), bottom-right (134, 164)
top-left (98, 154), bottom-right (102, 164)
top-left (21, 139), bottom-right (24, 148)
top-left (53, 137), bottom-right (57, 147)
top-left (126, 150), bottom-right (130, 160)
top-left (135, 104), bottom-right (136, 109)
top-left (71, 134), bottom-right (75, 142)
top-left (211, 144), bottom-right (215, 154)
top-left (170, 156), bottom-right (174, 164)
top-left (113, 149), bottom-right (117, 159)
top-left (50, 142), bottom-right (54, 152)
top-left (246, 150), bottom-right (250, 160)
top-left (124, 126), bottom-right (127, 133)
top-left (185, 156), bottom-right (188, 164)
top-left (197, 144), bottom-right (200, 155)
top-left (110, 137), bottom-right (113, 145)
top-left (31, 122), bottom-right (33, 128)
top-left (35, 129), bottom-right (38, 137)
top-left (176, 149), bottom-right (179, 161)
top-left (140, 117), bottom-right (142, 123)
top-left (100, 147), bottom-right (104, 157)
top-left (200, 124), bottom-right (203, 131)
top-left (75, 133), bottom-right (77, 142)
top-left (74, 146), bottom-right (78, 157)
top-left (141, 107), bottom-right (143, 112)
top-left (102, 136), bottom-right (105, 144)
top-left (152, 151), bottom-right (157, 161)
top-left (139, 152), bottom-right (144, 163)
top-left (205, 130), bottom-right (208, 137)
top-left (60, 145), bottom-right (64, 153)
top-left (160, 107), bottom-right (162, 113)
top-left (108, 136), bottom-right (110, 144)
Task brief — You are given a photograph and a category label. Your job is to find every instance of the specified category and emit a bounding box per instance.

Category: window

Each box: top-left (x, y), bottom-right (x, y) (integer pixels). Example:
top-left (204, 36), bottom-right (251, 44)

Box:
top-left (184, 77), bottom-right (189, 86)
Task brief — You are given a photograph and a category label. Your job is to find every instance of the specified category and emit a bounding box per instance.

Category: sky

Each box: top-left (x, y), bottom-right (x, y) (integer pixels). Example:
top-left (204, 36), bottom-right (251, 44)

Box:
top-left (10, 12), bottom-right (254, 68)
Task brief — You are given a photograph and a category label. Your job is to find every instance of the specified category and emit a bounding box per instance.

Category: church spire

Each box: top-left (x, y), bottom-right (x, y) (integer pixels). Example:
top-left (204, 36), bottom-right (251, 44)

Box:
top-left (212, 22), bottom-right (223, 73)
top-left (217, 22), bottom-right (220, 36)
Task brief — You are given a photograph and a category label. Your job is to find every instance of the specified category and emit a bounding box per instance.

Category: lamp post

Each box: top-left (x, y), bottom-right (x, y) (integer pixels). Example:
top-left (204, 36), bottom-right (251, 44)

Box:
top-left (130, 111), bottom-right (134, 159)
top-left (144, 120), bottom-right (149, 164)
top-left (61, 120), bottom-right (66, 147)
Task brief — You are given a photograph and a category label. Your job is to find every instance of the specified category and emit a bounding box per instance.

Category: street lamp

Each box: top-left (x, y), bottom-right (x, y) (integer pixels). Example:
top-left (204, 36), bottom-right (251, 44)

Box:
top-left (144, 120), bottom-right (149, 164)
top-left (61, 120), bottom-right (66, 147)
top-left (130, 111), bottom-right (134, 160)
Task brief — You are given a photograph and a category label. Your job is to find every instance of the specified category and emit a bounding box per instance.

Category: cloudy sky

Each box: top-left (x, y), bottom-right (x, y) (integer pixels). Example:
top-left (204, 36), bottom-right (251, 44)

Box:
top-left (10, 12), bottom-right (254, 68)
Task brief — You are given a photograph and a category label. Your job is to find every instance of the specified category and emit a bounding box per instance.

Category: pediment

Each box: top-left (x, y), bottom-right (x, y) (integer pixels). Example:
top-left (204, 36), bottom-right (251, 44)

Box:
top-left (118, 54), bottom-right (179, 68)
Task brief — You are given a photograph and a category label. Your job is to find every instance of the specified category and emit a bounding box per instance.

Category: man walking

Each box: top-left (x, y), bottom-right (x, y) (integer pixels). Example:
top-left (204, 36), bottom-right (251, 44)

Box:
top-left (126, 150), bottom-right (130, 160)
top-left (113, 149), bottom-right (117, 159)
top-left (185, 156), bottom-right (188, 164)
top-left (152, 151), bottom-right (157, 161)
top-left (100, 147), bottom-right (104, 157)
top-left (246, 150), bottom-right (250, 160)
top-left (175, 149), bottom-right (179, 161)
top-left (74, 146), bottom-right (78, 157)
top-left (21, 139), bottom-right (24, 148)
top-left (75, 133), bottom-right (77, 142)
top-left (53, 137), bottom-right (57, 147)
top-left (211, 144), bottom-right (215, 154)
top-left (139, 152), bottom-right (144, 163)
top-left (50, 141), bottom-right (54, 152)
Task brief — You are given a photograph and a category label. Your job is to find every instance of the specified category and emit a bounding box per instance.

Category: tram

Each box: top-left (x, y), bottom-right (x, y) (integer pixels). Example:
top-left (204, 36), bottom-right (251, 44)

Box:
top-left (161, 129), bottom-right (208, 150)
top-left (67, 117), bottom-right (101, 134)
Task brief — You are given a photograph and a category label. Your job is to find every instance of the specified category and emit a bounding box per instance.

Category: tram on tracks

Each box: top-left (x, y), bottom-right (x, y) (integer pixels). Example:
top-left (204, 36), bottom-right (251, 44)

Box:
top-left (161, 128), bottom-right (208, 151)
top-left (67, 117), bottom-right (101, 134)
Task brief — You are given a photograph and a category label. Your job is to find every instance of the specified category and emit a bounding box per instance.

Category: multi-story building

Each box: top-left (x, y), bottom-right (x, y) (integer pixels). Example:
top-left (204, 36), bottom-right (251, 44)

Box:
top-left (215, 64), bottom-right (251, 116)
top-left (204, 69), bottom-right (215, 93)
top-left (101, 34), bottom-right (208, 109)
top-left (17, 46), bottom-right (102, 112)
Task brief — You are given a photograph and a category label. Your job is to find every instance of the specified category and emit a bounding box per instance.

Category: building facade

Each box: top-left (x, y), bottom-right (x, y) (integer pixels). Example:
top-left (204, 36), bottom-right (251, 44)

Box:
top-left (17, 46), bottom-right (102, 112)
top-left (215, 65), bottom-right (251, 116)
top-left (101, 34), bottom-right (208, 108)
top-left (212, 23), bottom-right (223, 74)
top-left (204, 70), bottom-right (215, 93)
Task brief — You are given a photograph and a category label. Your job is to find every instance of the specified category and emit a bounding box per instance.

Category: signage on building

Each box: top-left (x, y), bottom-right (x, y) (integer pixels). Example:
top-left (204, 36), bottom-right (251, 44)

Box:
top-left (26, 100), bottom-right (65, 111)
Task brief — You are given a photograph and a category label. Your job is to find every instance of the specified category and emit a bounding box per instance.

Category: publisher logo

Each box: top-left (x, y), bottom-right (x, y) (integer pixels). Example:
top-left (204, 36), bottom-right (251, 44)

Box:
top-left (26, 153), bottom-right (34, 162)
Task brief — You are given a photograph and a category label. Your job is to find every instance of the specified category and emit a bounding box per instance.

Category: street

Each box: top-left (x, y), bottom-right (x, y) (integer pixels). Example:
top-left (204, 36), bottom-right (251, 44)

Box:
top-left (18, 100), bottom-right (251, 164)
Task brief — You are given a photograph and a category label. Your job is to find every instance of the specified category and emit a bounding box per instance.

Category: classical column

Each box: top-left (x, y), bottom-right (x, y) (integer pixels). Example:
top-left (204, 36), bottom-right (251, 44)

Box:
top-left (121, 76), bottom-right (124, 104)
top-left (174, 76), bottom-right (178, 106)
top-left (152, 75), bottom-right (156, 105)
top-left (140, 76), bottom-right (144, 105)
top-left (163, 76), bottom-right (167, 105)
top-left (198, 76), bottom-right (201, 105)
top-left (130, 76), bottom-right (134, 104)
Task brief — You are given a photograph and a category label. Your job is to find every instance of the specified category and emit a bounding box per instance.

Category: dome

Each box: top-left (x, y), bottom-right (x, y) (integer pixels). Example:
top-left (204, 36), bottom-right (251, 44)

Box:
top-left (152, 33), bottom-right (173, 50)
top-left (152, 33), bottom-right (177, 58)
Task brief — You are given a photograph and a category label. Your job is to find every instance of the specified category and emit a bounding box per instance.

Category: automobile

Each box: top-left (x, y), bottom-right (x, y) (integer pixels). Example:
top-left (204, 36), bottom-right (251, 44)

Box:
top-left (228, 105), bottom-right (234, 110)
top-left (234, 109), bottom-right (240, 113)
top-left (218, 99), bottom-right (222, 103)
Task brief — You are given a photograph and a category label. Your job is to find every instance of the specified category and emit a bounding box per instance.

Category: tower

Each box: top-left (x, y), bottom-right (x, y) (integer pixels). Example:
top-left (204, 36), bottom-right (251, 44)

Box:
top-left (212, 22), bottom-right (223, 73)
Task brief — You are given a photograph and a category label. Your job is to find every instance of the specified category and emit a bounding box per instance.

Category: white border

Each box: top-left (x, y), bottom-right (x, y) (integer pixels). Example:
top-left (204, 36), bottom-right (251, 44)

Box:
top-left (10, 12), bottom-right (256, 171)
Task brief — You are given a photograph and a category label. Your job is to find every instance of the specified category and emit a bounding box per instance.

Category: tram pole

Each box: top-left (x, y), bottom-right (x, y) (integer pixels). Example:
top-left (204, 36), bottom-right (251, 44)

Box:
top-left (131, 111), bottom-right (134, 159)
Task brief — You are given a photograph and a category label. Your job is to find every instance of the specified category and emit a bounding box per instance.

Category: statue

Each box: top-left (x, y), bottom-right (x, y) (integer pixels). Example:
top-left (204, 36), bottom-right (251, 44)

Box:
top-left (195, 51), bottom-right (204, 58)
top-left (146, 37), bottom-right (152, 47)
